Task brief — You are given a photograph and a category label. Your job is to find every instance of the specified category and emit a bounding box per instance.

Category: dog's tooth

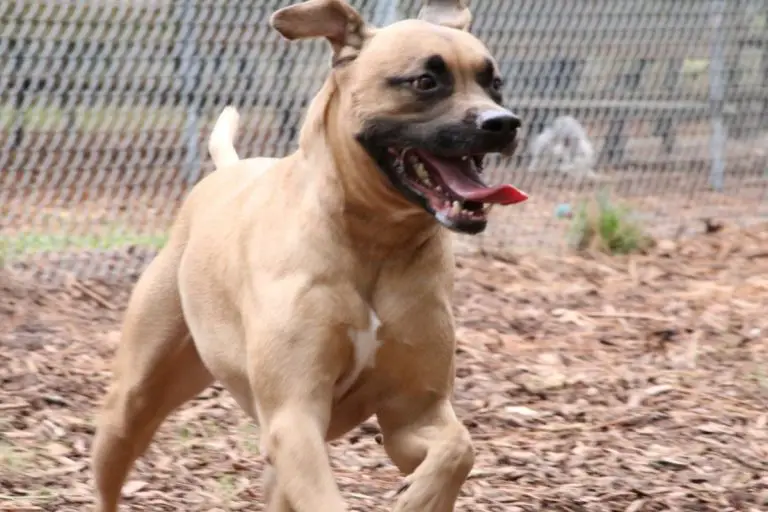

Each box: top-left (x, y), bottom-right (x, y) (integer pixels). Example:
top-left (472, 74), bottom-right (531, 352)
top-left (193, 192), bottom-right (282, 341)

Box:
top-left (451, 200), bottom-right (462, 216)
top-left (415, 162), bottom-right (430, 182)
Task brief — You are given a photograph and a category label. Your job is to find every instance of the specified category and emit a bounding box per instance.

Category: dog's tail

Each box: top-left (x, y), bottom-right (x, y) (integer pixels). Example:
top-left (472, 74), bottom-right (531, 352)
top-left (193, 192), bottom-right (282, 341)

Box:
top-left (208, 106), bottom-right (241, 168)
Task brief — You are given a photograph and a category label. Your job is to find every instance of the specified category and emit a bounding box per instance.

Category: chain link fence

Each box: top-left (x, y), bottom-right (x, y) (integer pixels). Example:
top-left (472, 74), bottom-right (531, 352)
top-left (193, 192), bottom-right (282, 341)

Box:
top-left (2, 0), bottom-right (767, 279)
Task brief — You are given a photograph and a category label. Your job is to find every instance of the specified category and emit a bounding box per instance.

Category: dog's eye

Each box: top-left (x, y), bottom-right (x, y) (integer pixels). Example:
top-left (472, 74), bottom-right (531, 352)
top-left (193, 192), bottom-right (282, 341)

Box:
top-left (411, 74), bottom-right (438, 92)
top-left (491, 77), bottom-right (503, 91)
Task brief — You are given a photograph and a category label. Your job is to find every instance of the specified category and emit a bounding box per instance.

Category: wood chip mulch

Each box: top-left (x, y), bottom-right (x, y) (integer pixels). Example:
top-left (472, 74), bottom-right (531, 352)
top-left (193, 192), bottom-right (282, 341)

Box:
top-left (2, 222), bottom-right (767, 511)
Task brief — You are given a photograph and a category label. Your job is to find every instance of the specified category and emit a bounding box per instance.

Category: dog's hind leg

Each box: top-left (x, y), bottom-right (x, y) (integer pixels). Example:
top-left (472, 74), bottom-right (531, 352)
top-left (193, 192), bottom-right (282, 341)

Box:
top-left (91, 246), bottom-right (213, 512)
top-left (378, 398), bottom-right (474, 512)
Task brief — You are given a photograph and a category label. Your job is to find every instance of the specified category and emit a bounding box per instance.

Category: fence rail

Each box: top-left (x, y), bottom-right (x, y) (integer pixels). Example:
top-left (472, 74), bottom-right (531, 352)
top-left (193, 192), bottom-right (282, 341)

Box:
top-left (2, 0), bottom-right (768, 279)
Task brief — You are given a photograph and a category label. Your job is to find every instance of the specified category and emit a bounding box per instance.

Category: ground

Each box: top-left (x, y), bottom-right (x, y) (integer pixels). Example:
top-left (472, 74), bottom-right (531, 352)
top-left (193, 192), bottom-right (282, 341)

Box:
top-left (1, 222), bottom-right (768, 512)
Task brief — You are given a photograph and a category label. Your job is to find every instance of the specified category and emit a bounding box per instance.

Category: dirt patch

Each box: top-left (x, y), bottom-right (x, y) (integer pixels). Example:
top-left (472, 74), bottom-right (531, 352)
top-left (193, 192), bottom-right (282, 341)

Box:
top-left (2, 224), bottom-right (768, 511)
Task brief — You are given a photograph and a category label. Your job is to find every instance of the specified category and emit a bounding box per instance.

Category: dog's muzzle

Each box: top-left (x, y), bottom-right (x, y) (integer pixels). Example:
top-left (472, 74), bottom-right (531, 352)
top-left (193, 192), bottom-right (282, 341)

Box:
top-left (357, 109), bottom-right (528, 235)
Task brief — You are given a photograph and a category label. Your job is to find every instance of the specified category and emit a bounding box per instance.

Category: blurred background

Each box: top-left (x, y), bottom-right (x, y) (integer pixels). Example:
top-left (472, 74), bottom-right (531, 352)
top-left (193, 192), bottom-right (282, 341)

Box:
top-left (1, 0), bottom-right (767, 278)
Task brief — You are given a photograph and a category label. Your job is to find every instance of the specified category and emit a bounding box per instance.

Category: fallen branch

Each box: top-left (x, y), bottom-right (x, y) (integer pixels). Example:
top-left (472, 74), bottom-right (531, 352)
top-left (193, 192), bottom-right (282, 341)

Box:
top-left (584, 311), bottom-right (673, 322)
top-left (69, 280), bottom-right (116, 310)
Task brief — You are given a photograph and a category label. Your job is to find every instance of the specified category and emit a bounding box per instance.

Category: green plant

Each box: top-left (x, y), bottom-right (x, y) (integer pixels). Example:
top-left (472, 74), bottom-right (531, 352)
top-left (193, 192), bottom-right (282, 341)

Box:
top-left (0, 229), bottom-right (168, 262)
top-left (568, 190), bottom-right (654, 255)
top-left (0, 238), bottom-right (7, 268)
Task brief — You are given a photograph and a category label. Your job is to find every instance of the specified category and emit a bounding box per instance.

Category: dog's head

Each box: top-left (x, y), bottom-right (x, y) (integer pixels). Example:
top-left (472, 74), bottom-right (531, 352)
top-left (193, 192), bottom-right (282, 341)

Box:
top-left (271, 0), bottom-right (528, 235)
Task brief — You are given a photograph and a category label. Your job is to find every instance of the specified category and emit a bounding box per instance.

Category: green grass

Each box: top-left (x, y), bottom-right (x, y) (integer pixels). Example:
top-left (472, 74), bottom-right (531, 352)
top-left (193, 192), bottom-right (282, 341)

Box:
top-left (752, 14), bottom-right (766, 31)
top-left (682, 58), bottom-right (709, 76)
top-left (0, 104), bottom-right (188, 133)
top-left (0, 228), bottom-right (168, 264)
top-left (0, 103), bottom-right (282, 134)
top-left (568, 190), bottom-right (654, 256)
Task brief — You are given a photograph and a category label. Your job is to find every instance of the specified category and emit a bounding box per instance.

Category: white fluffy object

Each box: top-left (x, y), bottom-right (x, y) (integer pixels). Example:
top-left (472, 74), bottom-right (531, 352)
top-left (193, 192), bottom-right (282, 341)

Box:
top-left (528, 115), bottom-right (597, 177)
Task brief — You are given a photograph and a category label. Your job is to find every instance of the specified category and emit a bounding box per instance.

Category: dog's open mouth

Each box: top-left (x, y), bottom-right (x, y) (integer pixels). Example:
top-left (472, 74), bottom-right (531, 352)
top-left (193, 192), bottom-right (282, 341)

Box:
top-left (386, 148), bottom-right (528, 234)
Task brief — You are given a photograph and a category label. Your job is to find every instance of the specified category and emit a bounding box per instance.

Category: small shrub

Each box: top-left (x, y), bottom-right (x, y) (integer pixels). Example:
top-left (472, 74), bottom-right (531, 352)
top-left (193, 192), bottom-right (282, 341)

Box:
top-left (568, 190), bottom-right (654, 255)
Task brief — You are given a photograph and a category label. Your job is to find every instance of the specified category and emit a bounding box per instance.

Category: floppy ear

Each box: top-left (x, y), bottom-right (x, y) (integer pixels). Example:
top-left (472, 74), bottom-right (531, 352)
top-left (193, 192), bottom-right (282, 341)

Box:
top-left (270, 0), bottom-right (374, 58)
top-left (417, 0), bottom-right (472, 31)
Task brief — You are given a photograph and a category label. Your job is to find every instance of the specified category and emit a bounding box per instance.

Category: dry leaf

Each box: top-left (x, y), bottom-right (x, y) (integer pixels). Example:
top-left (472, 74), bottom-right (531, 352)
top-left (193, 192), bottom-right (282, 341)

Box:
top-left (122, 480), bottom-right (149, 497)
top-left (627, 384), bottom-right (675, 408)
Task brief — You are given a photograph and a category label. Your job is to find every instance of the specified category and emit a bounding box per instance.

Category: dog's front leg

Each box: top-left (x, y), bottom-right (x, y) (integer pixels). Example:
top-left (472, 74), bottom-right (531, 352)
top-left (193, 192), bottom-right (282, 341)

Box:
top-left (259, 409), bottom-right (343, 512)
top-left (248, 317), bottom-right (348, 512)
top-left (377, 398), bottom-right (474, 512)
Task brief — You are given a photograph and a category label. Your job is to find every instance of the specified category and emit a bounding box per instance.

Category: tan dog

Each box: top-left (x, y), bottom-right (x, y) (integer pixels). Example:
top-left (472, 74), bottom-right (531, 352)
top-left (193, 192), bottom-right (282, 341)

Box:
top-left (91, 1), bottom-right (527, 510)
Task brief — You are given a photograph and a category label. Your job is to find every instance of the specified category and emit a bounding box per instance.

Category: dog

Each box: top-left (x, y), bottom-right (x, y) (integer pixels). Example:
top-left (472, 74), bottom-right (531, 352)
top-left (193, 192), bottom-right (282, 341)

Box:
top-left (91, 1), bottom-right (527, 510)
top-left (528, 114), bottom-right (597, 177)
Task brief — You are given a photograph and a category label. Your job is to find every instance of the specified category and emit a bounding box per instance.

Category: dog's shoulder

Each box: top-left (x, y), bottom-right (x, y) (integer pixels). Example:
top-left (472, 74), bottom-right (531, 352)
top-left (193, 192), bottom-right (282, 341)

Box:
top-left (178, 152), bottom-right (342, 262)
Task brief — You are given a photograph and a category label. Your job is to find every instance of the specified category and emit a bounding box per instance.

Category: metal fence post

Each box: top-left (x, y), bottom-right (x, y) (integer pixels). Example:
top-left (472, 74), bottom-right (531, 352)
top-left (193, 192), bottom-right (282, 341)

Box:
top-left (10, 41), bottom-right (25, 150)
top-left (709, 0), bottom-right (727, 192)
top-left (373, 0), bottom-right (399, 26)
top-left (179, 0), bottom-right (202, 186)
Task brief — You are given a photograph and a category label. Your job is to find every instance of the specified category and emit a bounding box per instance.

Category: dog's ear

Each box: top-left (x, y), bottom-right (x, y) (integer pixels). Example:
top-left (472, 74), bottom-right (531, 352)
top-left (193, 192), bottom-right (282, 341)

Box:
top-left (270, 0), bottom-right (373, 57)
top-left (417, 0), bottom-right (472, 31)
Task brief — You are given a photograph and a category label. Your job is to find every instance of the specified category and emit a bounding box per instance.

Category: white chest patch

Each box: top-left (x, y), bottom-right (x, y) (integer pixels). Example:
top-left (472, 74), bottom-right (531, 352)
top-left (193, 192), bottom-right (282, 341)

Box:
top-left (334, 309), bottom-right (382, 398)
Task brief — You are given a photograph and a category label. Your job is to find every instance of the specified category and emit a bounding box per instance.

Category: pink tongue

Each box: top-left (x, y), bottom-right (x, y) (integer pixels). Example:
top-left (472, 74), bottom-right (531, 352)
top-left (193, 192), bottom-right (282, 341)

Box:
top-left (418, 153), bottom-right (528, 205)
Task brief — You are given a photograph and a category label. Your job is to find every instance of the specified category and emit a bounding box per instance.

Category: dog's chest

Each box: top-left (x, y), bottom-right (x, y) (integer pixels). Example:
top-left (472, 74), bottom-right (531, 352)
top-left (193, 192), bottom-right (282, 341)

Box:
top-left (334, 309), bottom-right (382, 398)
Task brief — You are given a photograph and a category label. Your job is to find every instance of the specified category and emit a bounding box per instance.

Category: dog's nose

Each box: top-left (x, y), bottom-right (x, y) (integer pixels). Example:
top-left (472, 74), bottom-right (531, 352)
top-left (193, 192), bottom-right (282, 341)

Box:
top-left (477, 110), bottom-right (521, 134)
